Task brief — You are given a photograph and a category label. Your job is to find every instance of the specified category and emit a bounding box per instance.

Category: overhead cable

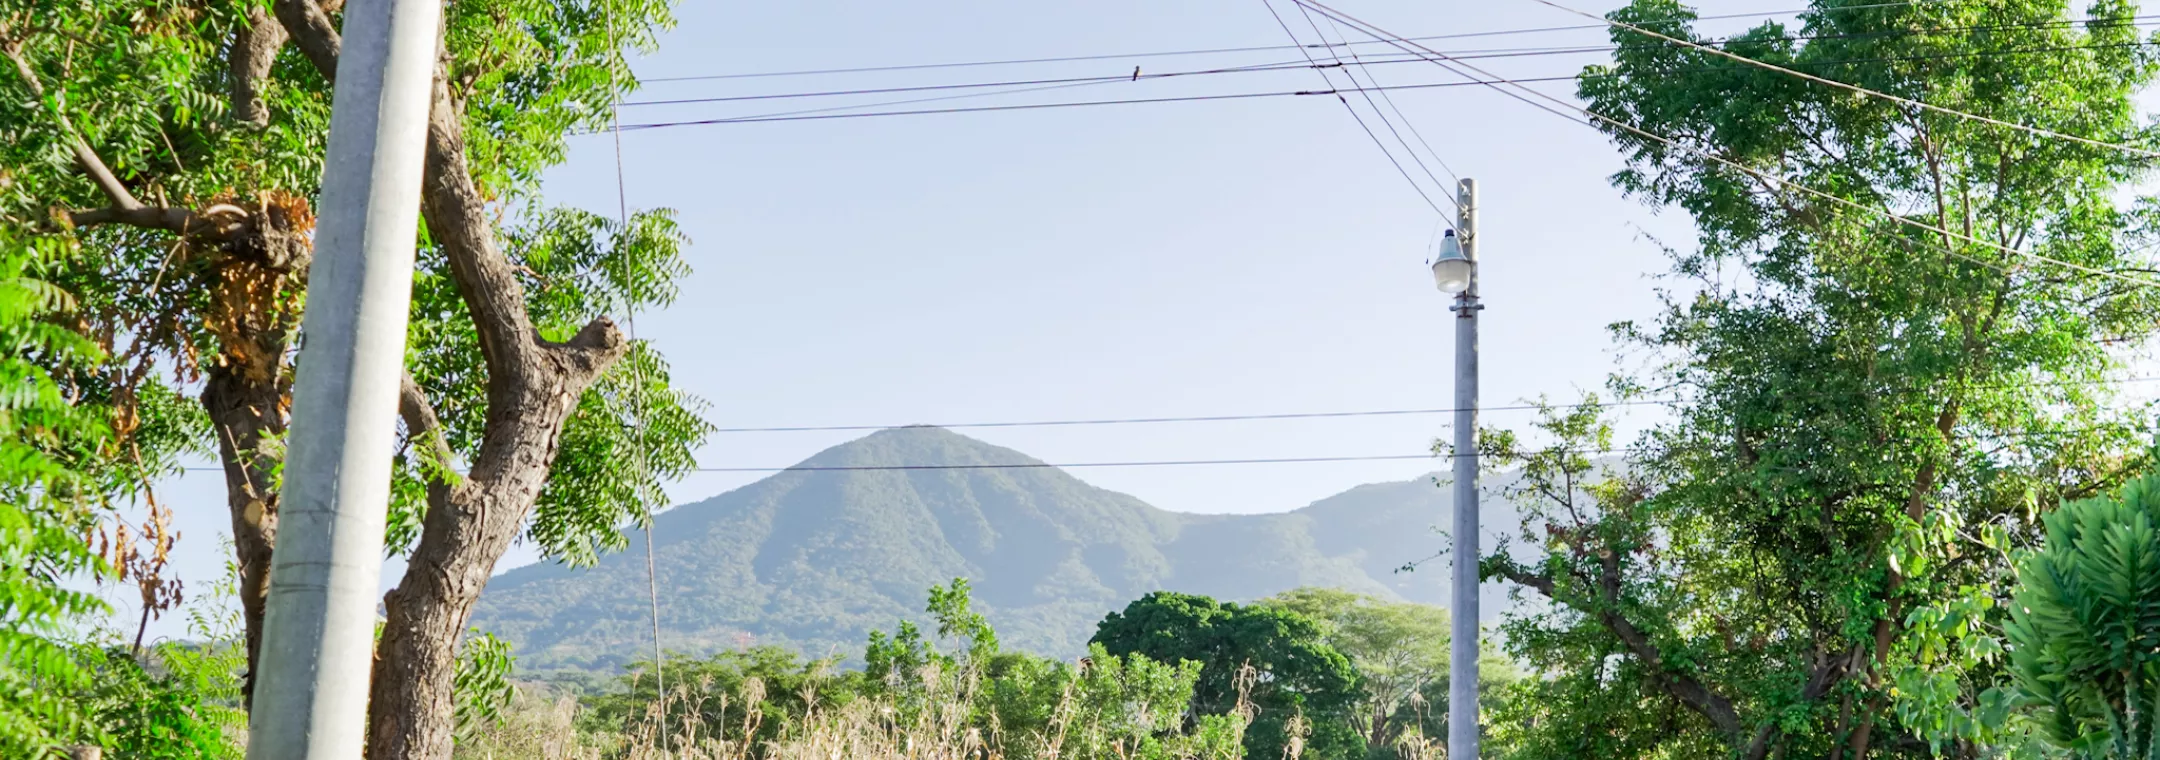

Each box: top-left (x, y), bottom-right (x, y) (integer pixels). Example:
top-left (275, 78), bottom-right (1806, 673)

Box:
top-left (622, 15), bottom-right (2160, 110)
top-left (702, 376), bottom-right (2160, 434)
top-left (1525, 0), bottom-right (2160, 160)
top-left (1260, 0), bottom-right (1450, 214)
top-left (691, 453), bottom-right (1442, 472)
top-left (603, 40), bottom-right (2160, 130)
top-left (1293, 0), bottom-right (2160, 287)
top-left (637, 1), bottom-right (1940, 83)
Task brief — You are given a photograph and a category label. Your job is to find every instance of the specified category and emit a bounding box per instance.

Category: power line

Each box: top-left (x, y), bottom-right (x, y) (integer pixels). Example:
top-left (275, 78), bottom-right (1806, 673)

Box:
top-left (1526, 0), bottom-right (2160, 160)
top-left (1292, 0), bottom-right (1463, 204)
top-left (705, 397), bottom-right (1666, 434)
top-left (688, 453), bottom-right (1442, 473)
top-left (603, 39), bottom-right (2160, 130)
top-left (603, 0), bottom-right (671, 750)
top-left (619, 14), bottom-right (2160, 112)
top-left (1320, 11), bottom-right (1463, 186)
top-left (615, 88), bottom-right (1340, 130)
top-left (1292, 0), bottom-right (2160, 288)
top-left (635, 2), bottom-right (1937, 84)
top-left (620, 55), bottom-right (1386, 107)
top-left (167, 419), bottom-right (2160, 476)
top-left (685, 419), bottom-right (2160, 472)
top-left (1260, 0), bottom-right (1449, 215)
top-left (702, 375), bottom-right (2160, 433)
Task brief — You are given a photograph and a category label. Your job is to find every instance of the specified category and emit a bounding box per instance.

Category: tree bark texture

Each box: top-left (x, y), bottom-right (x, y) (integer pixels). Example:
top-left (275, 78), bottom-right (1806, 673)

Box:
top-left (202, 368), bottom-right (286, 707)
top-left (263, 4), bottom-right (631, 757)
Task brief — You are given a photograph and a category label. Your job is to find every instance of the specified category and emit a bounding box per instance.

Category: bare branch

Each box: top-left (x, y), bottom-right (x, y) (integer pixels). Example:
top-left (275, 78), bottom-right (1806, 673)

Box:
top-left (1490, 561), bottom-right (1748, 741)
top-left (65, 203), bottom-right (251, 240)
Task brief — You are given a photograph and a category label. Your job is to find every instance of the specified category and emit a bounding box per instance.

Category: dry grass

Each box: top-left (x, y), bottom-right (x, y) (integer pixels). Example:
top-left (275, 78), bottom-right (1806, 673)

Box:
top-left (459, 663), bottom-right (1257, 760)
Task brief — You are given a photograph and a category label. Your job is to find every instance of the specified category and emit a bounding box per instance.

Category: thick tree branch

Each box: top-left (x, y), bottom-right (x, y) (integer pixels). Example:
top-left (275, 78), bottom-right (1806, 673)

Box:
top-left (273, 0), bottom-right (341, 83)
top-left (228, 9), bottom-right (289, 127)
top-left (65, 204), bottom-right (246, 235)
top-left (274, 0), bottom-right (625, 378)
top-left (1491, 563), bottom-right (1748, 742)
top-left (0, 27), bottom-right (141, 210)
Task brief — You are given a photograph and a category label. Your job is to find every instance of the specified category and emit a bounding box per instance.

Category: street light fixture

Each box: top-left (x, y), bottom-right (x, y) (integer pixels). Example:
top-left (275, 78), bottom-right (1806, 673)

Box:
top-left (1431, 229), bottom-right (1472, 294)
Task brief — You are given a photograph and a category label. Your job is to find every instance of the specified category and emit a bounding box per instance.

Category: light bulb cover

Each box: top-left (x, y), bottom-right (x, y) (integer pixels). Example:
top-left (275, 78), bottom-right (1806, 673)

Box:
top-left (1431, 230), bottom-right (1472, 293)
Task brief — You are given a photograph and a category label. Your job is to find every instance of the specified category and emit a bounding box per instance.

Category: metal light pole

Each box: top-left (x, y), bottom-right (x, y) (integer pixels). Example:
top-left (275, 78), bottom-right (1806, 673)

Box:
top-left (1432, 178), bottom-right (1481, 760)
top-left (246, 0), bottom-right (441, 756)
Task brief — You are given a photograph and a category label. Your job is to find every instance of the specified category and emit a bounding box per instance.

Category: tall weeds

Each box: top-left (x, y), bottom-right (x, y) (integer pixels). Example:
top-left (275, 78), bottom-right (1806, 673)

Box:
top-left (460, 660), bottom-right (1256, 760)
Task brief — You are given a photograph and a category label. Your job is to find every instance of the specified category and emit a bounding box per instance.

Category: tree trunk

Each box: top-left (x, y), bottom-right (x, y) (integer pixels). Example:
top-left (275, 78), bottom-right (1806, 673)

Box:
top-left (360, 42), bottom-right (627, 759)
top-left (365, 343), bottom-right (614, 758)
top-left (203, 365), bottom-right (289, 707)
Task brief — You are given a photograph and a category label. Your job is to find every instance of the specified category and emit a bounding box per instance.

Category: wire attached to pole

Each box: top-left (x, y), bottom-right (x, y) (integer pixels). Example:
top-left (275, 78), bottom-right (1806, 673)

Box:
top-left (603, 2), bottom-right (670, 755)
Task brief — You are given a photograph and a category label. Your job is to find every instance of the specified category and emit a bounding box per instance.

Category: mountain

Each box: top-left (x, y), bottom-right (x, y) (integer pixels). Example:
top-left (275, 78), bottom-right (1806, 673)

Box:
top-left (470, 426), bottom-right (1513, 670)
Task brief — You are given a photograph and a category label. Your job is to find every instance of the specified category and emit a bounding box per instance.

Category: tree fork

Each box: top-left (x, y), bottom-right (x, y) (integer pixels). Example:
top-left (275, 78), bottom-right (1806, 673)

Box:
top-left (266, 1), bottom-right (634, 756)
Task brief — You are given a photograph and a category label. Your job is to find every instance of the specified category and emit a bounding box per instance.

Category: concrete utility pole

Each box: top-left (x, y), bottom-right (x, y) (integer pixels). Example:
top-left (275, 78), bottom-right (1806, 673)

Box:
top-left (245, 0), bottom-right (441, 756)
top-left (1441, 178), bottom-right (1483, 760)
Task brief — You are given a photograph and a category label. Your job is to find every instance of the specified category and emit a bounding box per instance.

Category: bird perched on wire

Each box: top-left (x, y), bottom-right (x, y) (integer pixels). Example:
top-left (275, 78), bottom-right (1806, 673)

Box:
top-left (1132, 66), bottom-right (1141, 81)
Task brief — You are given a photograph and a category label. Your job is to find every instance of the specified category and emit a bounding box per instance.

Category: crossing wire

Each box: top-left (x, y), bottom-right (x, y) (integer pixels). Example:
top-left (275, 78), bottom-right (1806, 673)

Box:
top-left (700, 375), bottom-right (2160, 433)
top-left (1259, 0), bottom-right (1448, 215)
top-left (601, 39), bottom-right (2160, 130)
top-left (1317, 11), bottom-right (1463, 186)
top-left (1525, 0), bottom-right (2160, 160)
top-left (603, 5), bottom-right (668, 751)
top-left (617, 15), bottom-right (2160, 112)
top-left (1289, 0), bottom-right (1464, 199)
top-left (636, 1), bottom-right (1942, 83)
top-left (1290, 0), bottom-right (2160, 288)
top-left (167, 420), bottom-right (2159, 476)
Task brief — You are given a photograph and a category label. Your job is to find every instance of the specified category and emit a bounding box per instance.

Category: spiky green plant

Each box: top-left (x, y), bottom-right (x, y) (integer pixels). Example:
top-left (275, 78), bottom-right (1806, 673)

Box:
top-left (2009, 468), bottom-right (2160, 758)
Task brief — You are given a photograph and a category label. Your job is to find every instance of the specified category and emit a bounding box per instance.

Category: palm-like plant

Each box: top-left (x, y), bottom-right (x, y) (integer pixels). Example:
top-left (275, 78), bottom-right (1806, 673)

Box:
top-left (2009, 469), bottom-right (2160, 758)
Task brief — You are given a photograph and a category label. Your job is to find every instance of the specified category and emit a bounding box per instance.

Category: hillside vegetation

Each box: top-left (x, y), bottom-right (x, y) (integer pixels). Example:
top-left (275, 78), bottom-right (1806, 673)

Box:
top-left (471, 427), bottom-right (1510, 669)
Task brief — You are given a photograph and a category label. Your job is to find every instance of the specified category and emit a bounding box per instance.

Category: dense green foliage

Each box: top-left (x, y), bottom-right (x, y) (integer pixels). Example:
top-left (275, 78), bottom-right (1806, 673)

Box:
top-left (526, 581), bottom-right (1248, 759)
top-left (0, 230), bottom-right (241, 757)
top-left (0, 232), bottom-right (111, 755)
top-left (455, 632), bottom-right (521, 745)
top-left (2008, 468), bottom-right (2160, 757)
top-left (1, 0), bottom-right (707, 749)
top-left (473, 426), bottom-right (1496, 668)
top-left (65, 647), bottom-right (236, 759)
top-left (1476, 0), bottom-right (2160, 757)
top-left (581, 646), bottom-right (868, 752)
top-left (1260, 588), bottom-right (1517, 756)
top-left (1093, 591), bottom-right (1364, 760)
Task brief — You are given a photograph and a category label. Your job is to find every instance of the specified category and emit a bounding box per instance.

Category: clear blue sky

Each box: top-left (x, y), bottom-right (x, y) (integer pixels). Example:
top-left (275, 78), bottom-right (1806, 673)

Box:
top-left (119, 0), bottom-right (1829, 642)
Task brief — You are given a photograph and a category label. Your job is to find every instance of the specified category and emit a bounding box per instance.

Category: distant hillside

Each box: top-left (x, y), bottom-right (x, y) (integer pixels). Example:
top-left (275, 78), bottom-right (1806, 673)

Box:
top-left (470, 426), bottom-right (1514, 670)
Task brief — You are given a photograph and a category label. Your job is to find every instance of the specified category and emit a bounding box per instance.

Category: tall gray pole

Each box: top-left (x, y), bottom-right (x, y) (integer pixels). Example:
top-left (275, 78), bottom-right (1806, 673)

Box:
top-left (245, 0), bottom-right (441, 756)
top-left (1447, 178), bottom-right (1482, 760)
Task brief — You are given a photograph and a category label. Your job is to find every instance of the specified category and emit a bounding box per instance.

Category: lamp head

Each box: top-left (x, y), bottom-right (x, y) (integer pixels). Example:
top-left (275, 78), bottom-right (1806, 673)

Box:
top-left (1431, 229), bottom-right (1472, 294)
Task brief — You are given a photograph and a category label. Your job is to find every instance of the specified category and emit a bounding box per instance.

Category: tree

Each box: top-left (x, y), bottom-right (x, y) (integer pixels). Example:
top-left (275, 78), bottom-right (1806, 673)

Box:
top-left (0, 1), bottom-right (708, 757)
top-left (981, 643), bottom-right (1243, 760)
top-left (584, 645), bottom-right (869, 753)
top-left (2007, 465), bottom-right (2160, 758)
top-left (1093, 591), bottom-right (1365, 760)
top-left (1477, 0), bottom-right (2160, 756)
top-left (0, 232), bottom-right (110, 756)
top-left (1260, 588), bottom-right (1516, 757)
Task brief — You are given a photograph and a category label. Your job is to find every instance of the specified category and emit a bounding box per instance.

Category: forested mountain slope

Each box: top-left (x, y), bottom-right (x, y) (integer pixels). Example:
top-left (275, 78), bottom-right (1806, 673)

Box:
top-left (471, 426), bottom-right (1511, 669)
